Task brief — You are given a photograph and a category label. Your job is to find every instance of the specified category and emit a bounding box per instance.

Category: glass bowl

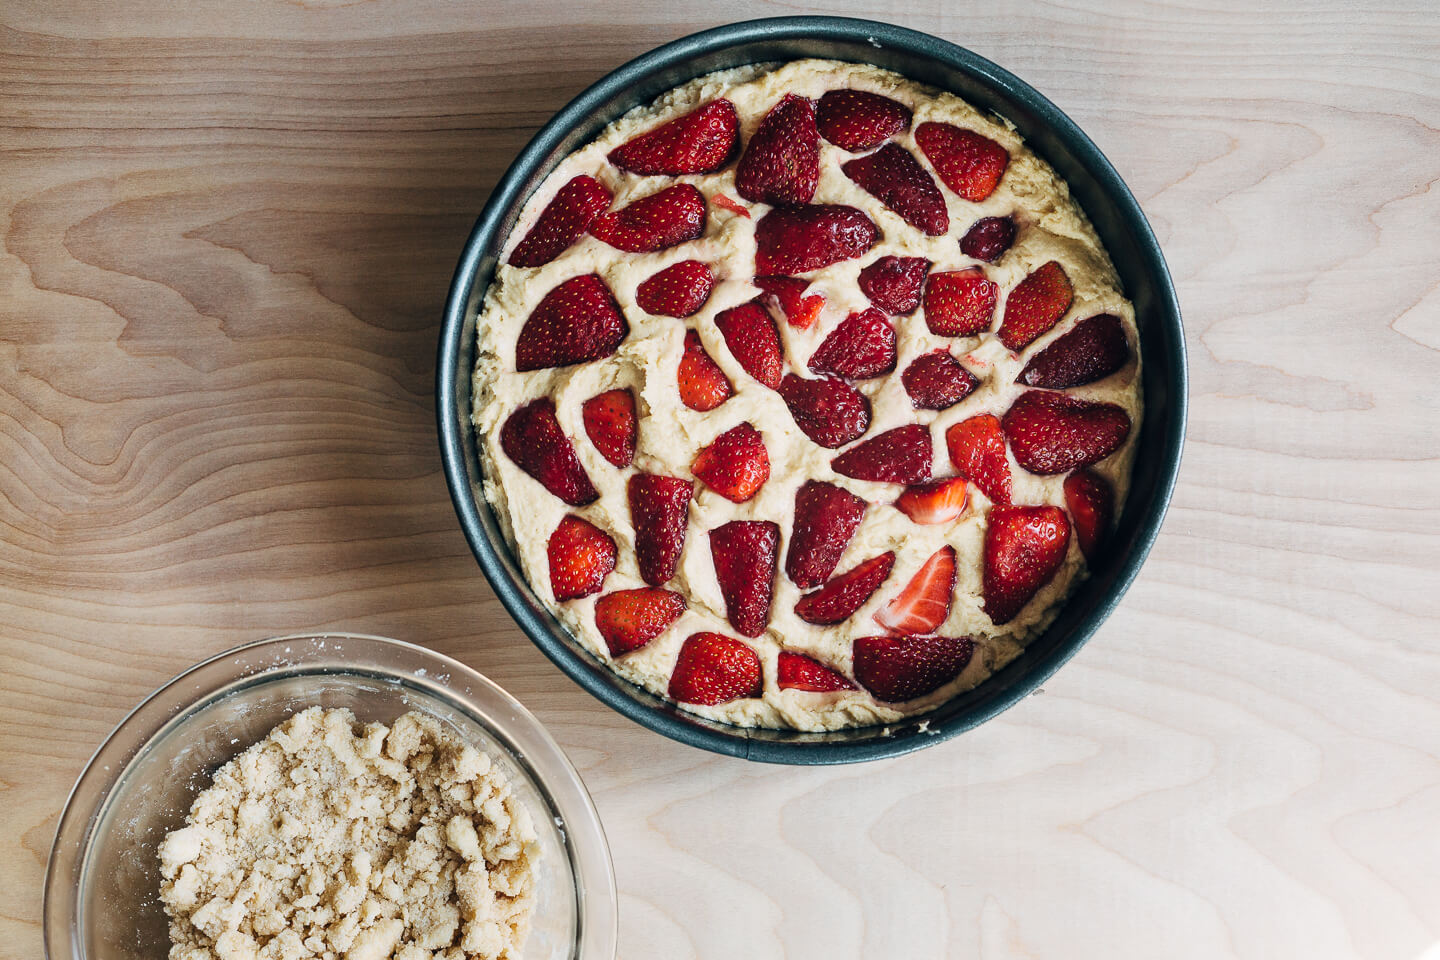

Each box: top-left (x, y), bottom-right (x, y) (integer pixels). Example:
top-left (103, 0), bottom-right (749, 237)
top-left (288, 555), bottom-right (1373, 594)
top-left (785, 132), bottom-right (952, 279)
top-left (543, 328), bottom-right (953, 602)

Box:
top-left (43, 633), bottom-right (617, 960)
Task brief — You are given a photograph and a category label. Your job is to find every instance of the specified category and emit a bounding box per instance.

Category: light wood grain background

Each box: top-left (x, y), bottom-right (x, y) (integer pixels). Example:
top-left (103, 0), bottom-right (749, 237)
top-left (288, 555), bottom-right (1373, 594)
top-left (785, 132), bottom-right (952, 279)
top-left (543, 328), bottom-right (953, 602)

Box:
top-left (3, 0), bottom-right (1438, 957)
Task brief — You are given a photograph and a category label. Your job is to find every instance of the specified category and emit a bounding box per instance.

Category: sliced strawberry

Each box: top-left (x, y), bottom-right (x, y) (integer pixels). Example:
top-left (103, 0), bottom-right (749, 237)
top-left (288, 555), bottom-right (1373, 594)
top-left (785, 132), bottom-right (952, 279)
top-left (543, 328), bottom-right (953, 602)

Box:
top-left (923, 268), bottom-right (997, 338)
top-left (777, 651), bottom-right (857, 692)
top-left (808, 307), bottom-right (896, 380)
top-left (514, 274), bottom-right (629, 372)
top-left (1017, 313), bottom-right (1129, 388)
top-left (709, 520), bottom-right (779, 637)
top-left (754, 275), bottom-right (824, 330)
top-left (547, 515), bottom-right (616, 601)
top-left (628, 473), bottom-right (693, 585)
top-left (714, 300), bottom-right (784, 389)
top-left (508, 175), bottom-right (612, 268)
top-left (608, 99), bottom-right (739, 176)
top-left (785, 480), bottom-right (867, 589)
top-left (874, 545), bottom-right (956, 635)
top-left (589, 183), bottom-right (706, 253)
top-left (959, 215), bottom-right (1016, 263)
top-left (594, 587), bottom-right (687, 656)
top-left (831, 424), bottom-right (934, 484)
top-left (1002, 390), bottom-right (1131, 475)
top-left (691, 423), bottom-right (770, 503)
top-left (915, 122), bottom-right (1009, 202)
top-left (894, 478), bottom-right (969, 525)
top-left (816, 89), bottom-right (912, 151)
top-left (778, 373), bottom-right (870, 449)
top-left (858, 256), bottom-right (929, 315)
top-left (754, 204), bottom-right (878, 275)
top-left (1064, 469), bottom-right (1114, 562)
top-left (794, 552), bottom-right (895, 626)
top-left (852, 634), bottom-right (974, 702)
top-left (736, 93), bottom-right (820, 205)
top-left (677, 329), bottom-right (732, 411)
top-left (944, 414), bottom-right (1012, 506)
top-left (712, 193), bottom-right (751, 218)
top-left (636, 260), bottom-right (714, 318)
top-left (842, 142), bottom-right (949, 236)
top-left (997, 260), bottom-right (1074, 351)
top-left (581, 388), bottom-right (636, 468)
top-left (901, 350), bottom-right (980, 410)
top-left (500, 398), bottom-right (598, 506)
top-left (669, 633), bottom-right (763, 705)
top-left (983, 504), bottom-right (1071, 624)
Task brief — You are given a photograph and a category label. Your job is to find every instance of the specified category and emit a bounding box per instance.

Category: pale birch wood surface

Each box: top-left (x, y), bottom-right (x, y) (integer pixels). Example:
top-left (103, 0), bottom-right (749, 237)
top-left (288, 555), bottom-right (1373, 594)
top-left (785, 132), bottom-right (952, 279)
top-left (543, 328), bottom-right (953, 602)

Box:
top-left (2, 1), bottom-right (1437, 957)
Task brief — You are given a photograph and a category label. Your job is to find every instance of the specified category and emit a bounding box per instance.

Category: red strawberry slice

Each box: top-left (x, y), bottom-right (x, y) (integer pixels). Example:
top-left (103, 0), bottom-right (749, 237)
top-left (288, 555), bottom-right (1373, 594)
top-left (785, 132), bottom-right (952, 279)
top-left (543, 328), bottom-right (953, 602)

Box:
top-left (755, 204), bottom-right (878, 275)
top-left (594, 587), bottom-right (687, 655)
top-left (754, 275), bottom-right (824, 330)
top-left (894, 478), bottom-right (969, 525)
top-left (669, 633), bottom-right (763, 705)
top-left (998, 260), bottom-right (1074, 351)
top-left (923, 268), bottom-right (997, 337)
top-left (842, 142), bottom-right (949, 236)
top-left (832, 424), bottom-right (934, 484)
top-left (581, 388), bottom-right (636, 468)
top-left (944, 414), bottom-right (1013, 506)
top-left (677, 330), bottom-right (732, 411)
top-left (500, 398), bottom-right (598, 506)
top-left (983, 504), bottom-right (1071, 624)
top-left (816, 89), bottom-right (912, 151)
top-left (508, 175), bottom-right (612, 268)
top-left (778, 373), bottom-right (871, 449)
top-left (915, 122), bottom-right (1009, 202)
top-left (858, 256), bottom-right (930, 315)
top-left (794, 552), bottom-right (895, 626)
top-left (547, 515), bottom-right (617, 601)
top-left (777, 651), bottom-right (857, 692)
top-left (736, 93), bottom-right (820, 205)
top-left (636, 260), bottom-right (714, 318)
top-left (959, 215), bottom-right (1016, 263)
top-left (852, 633), bottom-right (974, 702)
top-left (712, 193), bottom-right (751, 218)
top-left (1002, 390), bottom-right (1131, 475)
top-left (714, 300), bottom-right (784, 389)
top-left (1064, 469), bottom-right (1114, 562)
top-left (901, 350), bottom-right (980, 410)
top-left (691, 423), bottom-right (770, 503)
top-left (608, 99), bottom-right (739, 176)
top-left (874, 545), bottom-right (956, 635)
top-left (786, 480), bottom-right (867, 589)
top-left (589, 183), bottom-right (706, 253)
top-left (808, 307), bottom-right (896, 380)
top-left (628, 473), bottom-right (693, 585)
top-left (1017, 313), bottom-right (1129, 389)
top-left (709, 520), bottom-right (779, 637)
top-left (515, 274), bottom-right (629, 372)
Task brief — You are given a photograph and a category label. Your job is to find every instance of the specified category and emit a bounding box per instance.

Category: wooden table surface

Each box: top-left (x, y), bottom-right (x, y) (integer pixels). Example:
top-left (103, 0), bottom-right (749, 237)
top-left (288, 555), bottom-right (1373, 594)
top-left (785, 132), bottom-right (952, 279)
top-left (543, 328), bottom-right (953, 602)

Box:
top-left (3, 1), bottom-right (1437, 957)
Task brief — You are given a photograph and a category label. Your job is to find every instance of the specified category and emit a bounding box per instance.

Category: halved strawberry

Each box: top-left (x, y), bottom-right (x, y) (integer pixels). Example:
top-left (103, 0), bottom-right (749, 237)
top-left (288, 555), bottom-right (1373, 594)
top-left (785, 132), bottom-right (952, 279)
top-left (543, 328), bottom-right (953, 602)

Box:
top-left (874, 545), bottom-right (956, 635)
top-left (983, 504), bottom-right (1070, 624)
top-left (709, 520), bottom-right (779, 637)
top-left (589, 184), bottom-right (706, 253)
top-left (691, 423), bottom-right (770, 503)
top-left (500, 398), bottom-right (598, 506)
top-left (894, 478), bottom-right (969, 525)
top-left (1002, 390), bottom-right (1131, 475)
top-left (669, 633), bottom-right (763, 705)
top-left (636, 260), bottom-right (714, 318)
top-left (547, 515), bottom-right (617, 601)
top-left (608, 99), bottom-right (739, 176)
top-left (515, 274), bottom-right (629, 372)
top-left (944, 414), bottom-right (1012, 506)
top-left (858, 256), bottom-right (929, 315)
top-left (901, 350), bottom-right (980, 410)
top-left (808, 307), bottom-right (896, 380)
top-left (852, 634), bottom-right (974, 702)
top-left (785, 480), bottom-right (867, 589)
top-left (677, 329), bottom-right (732, 411)
top-left (508, 175), bottom-right (612, 268)
top-left (794, 552), bottom-right (895, 626)
top-left (736, 93), bottom-right (820, 205)
top-left (1064, 469), bottom-right (1114, 562)
top-left (755, 204), bottom-right (878, 275)
top-left (842, 142), bottom-right (949, 236)
top-left (923, 268), bottom-right (997, 338)
top-left (628, 473), bottom-right (693, 585)
top-left (1017, 313), bottom-right (1129, 388)
top-left (997, 260), bottom-right (1074, 351)
top-left (777, 651), bottom-right (856, 692)
top-left (778, 373), bottom-right (871, 449)
top-left (915, 122), bottom-right (1009, 202)
top-left (581, 388), bottom-right (636, 468)
top-left (714, 300), bottom-right (784, 389)
top-left (959, 215), bottom-right (1016, 263)
top-left (832, 424), bottom-right (933, 484)
top-left (816, 89), bottom-right (912, 151)
top-left (754, 275), bottom-right (824, 330)
top-left (594, 587), bottom-right (686, 656)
